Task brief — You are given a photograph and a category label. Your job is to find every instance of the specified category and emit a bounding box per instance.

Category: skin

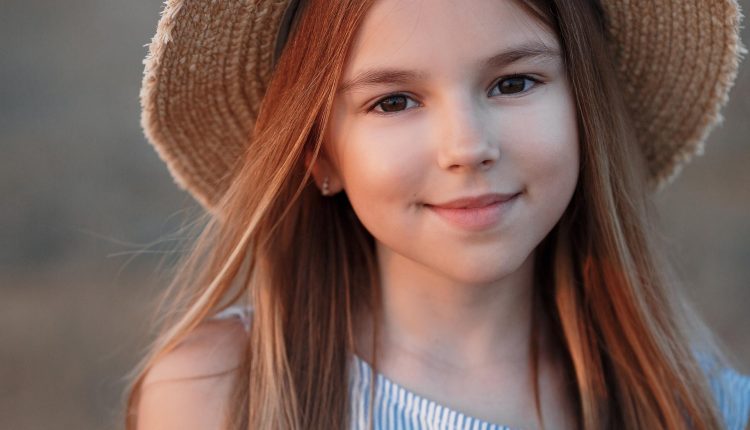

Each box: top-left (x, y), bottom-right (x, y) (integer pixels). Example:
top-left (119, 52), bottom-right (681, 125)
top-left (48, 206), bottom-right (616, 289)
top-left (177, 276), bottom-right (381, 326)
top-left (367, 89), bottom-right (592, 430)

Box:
top-left (311, 0), bottom-right (580, 427)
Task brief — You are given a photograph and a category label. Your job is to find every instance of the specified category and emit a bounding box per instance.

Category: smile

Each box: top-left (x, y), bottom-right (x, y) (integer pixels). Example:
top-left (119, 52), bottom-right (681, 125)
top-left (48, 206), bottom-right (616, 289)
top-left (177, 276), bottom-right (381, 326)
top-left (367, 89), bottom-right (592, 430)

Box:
top-left (425, 192), bottom-right (521, 231)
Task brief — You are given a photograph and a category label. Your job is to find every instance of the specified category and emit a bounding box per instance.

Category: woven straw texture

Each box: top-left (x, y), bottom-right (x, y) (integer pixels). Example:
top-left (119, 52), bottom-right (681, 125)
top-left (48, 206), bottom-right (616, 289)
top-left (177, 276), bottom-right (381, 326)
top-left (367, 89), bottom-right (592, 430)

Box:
top-left (140, 0), bottom-right (744, 211)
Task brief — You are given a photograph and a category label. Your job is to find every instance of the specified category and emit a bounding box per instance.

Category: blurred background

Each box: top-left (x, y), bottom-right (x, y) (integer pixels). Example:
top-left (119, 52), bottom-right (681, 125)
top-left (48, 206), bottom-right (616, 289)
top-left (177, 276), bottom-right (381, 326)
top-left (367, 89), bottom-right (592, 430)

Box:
top-left (1, 0), bottom-right (748, 429)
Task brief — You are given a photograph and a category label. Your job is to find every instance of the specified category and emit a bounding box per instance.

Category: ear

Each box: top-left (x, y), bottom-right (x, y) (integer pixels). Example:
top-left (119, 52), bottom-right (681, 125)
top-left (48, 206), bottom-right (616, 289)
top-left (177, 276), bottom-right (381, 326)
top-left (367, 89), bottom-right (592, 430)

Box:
top-left (304, 148), bottom-right (344, 196)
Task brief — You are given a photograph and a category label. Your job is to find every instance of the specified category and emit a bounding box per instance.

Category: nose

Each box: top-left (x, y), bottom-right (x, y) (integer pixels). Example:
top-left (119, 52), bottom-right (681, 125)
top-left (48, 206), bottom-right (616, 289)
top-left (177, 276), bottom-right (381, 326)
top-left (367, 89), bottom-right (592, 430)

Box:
top-left (436, 94), bottom-right (499, 172)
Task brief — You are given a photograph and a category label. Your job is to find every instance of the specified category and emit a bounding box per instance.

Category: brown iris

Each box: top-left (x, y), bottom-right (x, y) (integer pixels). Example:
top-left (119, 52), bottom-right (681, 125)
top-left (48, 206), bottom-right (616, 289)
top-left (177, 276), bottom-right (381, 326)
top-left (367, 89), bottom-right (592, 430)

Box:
top-left (498, 77), bottom-right (527, 94)
top-left (378, 95), bottom-right (409, 112)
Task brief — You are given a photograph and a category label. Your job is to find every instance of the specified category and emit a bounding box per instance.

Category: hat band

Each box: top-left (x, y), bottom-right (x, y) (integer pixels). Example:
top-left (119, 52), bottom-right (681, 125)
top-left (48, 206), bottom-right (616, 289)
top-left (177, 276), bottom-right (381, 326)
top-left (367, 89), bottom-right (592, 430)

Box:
top-left (274, 0), bottom-right (304, 65)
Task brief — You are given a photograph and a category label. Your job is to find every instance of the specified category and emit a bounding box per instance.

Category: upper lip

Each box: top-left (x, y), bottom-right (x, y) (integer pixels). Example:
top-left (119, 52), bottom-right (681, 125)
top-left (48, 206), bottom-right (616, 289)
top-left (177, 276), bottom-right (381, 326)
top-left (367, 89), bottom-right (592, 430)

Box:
top-left (427, 192), bottom-right (520, 209)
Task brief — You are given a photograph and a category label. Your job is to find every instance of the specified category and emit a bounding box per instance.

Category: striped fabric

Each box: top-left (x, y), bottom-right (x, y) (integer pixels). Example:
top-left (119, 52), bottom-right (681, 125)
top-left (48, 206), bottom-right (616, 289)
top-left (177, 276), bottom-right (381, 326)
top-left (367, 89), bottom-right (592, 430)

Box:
top-left (348, 353), bottom-right (514, 430)
top-left (708, 365), bottom-right (750, 430)
top-left (212, 306), bottom-right (750, 429)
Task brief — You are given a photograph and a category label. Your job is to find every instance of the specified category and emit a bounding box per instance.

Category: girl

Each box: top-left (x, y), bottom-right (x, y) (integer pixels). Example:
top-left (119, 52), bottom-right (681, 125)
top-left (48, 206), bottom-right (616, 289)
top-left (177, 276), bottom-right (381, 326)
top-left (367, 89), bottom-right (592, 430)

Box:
top-left (128, 0), bottom-right (748, 429)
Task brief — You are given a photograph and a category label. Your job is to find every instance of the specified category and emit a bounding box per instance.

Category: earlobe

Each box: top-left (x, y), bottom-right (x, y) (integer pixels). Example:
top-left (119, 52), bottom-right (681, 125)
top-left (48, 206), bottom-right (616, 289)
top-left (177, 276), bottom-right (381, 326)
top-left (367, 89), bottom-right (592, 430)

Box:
top-left (321, 176), bottom-right (331, 196)
top-left (304, 149), bottom-right (343, 196)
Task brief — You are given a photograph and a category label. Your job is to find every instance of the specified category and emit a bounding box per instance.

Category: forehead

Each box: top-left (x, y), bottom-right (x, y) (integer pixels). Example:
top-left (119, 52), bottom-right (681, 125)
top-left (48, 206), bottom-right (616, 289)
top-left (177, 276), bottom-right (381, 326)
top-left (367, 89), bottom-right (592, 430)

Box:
top-left (344, 0), bottom-right (557, 77)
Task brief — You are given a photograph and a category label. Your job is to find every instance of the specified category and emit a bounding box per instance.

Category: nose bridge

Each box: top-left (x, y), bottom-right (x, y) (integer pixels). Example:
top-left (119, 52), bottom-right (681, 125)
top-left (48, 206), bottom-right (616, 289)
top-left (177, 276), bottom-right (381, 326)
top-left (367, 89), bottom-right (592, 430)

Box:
top-left (436, 89), bottom-right (499, 171)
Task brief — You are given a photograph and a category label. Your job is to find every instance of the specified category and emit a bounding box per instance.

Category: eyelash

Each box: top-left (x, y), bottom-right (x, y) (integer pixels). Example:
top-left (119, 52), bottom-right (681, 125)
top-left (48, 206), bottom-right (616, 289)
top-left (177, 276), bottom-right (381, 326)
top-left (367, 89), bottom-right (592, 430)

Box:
top-left (367, 74), bottom-right (541, 115)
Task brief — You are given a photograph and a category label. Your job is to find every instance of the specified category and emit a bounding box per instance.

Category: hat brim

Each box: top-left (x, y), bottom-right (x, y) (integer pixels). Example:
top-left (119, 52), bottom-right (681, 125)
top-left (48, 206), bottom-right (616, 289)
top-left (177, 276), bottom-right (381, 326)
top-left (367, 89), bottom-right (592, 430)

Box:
top-left (601, 0), bottom-right (745, 189)
top-left (141, 0), bottom-right (744, 210)
top-left (141, 0), bottom-right (292, 210)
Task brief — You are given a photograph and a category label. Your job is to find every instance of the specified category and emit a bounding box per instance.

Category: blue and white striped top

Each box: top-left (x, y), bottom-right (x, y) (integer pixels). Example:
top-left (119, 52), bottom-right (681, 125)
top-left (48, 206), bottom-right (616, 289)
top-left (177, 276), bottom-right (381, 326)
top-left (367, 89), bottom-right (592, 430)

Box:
top-left (214, 306), bottom-right (750, 429)
top-left (348, 352), bottom-right (517, 430)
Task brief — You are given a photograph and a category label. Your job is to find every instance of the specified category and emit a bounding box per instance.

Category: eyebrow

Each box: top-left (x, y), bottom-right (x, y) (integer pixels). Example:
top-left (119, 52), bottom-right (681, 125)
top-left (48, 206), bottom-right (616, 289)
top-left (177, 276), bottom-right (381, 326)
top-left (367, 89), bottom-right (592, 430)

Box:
top-left (337, 41), bottom-right (560, 94)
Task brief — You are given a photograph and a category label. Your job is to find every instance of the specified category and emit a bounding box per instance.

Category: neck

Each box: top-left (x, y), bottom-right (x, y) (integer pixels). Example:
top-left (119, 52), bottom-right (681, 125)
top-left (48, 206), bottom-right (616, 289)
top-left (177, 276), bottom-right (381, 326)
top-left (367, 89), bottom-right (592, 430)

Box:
top-left (356, 243), bottom-right (548, 373)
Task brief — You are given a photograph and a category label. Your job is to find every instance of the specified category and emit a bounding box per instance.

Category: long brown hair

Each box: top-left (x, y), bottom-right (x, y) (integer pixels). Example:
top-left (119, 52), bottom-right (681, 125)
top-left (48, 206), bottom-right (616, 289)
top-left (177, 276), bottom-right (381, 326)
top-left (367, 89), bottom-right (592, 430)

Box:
top-left (126, 0), bottom-right (731, 428)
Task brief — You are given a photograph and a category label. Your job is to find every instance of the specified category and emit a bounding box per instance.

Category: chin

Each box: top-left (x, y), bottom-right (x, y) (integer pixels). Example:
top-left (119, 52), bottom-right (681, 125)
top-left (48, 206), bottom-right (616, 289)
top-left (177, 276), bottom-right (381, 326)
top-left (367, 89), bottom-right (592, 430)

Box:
top-left (440, 263), bottom-right (524, 286)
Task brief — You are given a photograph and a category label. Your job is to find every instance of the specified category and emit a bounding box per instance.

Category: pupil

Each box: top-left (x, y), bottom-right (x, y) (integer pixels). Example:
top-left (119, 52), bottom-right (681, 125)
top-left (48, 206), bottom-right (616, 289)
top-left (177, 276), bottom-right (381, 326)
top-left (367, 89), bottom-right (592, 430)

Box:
top-left (501, 78), bottom-right (525, 94)
top-left (380, 96), bottom-right (407, 112)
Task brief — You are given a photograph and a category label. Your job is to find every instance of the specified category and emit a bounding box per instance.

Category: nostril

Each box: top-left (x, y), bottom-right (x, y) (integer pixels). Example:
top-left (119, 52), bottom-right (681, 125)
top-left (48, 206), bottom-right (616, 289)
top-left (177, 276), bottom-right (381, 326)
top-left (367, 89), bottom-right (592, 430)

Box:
top-left (439, 147), bottom-right (499, 172)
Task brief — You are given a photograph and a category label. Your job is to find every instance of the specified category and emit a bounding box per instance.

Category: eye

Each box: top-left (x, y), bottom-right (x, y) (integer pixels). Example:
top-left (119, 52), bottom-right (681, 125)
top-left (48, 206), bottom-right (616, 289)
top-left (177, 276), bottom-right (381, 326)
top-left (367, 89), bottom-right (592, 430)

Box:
top-left (489, 75), bottom-right (539, 96)
top-left (370, 94), bottom-right (420, 114)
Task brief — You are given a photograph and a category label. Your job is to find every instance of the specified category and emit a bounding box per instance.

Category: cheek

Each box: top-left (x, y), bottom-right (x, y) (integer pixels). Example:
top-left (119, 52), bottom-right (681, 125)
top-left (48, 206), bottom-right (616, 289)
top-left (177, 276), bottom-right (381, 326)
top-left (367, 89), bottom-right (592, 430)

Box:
top-left (505, 88), bottom-right (580, 230)
top-left (503, 85), bottom-right (579, 190)
top-left (326, 123), bottom-right (428, 251)
top-left (339, 146), bottom-right (428, 258)
top-left (335, 122), bottom-right (428, 205)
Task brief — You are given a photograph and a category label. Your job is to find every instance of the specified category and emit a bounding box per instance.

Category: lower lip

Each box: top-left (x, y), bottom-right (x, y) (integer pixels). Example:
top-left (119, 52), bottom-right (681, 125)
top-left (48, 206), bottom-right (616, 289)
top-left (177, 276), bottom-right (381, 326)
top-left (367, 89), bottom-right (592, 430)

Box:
top-left (426, 194), bottom-right (520, 231)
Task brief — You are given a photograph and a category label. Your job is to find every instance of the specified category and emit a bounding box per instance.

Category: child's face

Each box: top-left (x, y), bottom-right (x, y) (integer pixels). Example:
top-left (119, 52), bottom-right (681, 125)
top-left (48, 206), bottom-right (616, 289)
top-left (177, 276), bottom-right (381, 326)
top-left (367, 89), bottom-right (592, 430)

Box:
top-left (323, 0), bottom-right (579, 284)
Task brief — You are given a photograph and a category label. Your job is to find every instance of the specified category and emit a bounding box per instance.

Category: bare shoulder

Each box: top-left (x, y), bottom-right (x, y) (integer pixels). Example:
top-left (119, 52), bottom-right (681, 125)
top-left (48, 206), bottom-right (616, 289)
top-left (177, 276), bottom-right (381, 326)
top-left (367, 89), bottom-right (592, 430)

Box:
top-left (135, 317), bottom-right (248, 430)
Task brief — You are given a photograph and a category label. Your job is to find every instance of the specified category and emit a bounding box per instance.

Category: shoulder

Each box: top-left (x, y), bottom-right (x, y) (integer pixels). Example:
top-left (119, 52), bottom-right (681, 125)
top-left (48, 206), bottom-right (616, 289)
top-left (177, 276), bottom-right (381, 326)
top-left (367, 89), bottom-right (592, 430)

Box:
top-left (706, 365), bottom-right (750, 430)
top-left (135, 314), bottom-right (249, 430)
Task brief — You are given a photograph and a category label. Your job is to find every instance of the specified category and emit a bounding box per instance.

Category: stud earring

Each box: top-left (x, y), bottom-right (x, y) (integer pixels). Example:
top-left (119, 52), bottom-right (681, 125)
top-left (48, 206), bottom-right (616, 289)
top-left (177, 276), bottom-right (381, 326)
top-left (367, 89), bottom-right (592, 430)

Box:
top-left (321, 176), bottom-right (330, 196)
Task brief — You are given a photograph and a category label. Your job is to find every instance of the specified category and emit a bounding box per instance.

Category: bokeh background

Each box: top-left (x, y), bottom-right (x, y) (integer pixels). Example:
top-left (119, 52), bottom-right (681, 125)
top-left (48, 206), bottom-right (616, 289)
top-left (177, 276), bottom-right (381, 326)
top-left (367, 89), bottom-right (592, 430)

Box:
top-left (1, 0), bottom-right (748, 429)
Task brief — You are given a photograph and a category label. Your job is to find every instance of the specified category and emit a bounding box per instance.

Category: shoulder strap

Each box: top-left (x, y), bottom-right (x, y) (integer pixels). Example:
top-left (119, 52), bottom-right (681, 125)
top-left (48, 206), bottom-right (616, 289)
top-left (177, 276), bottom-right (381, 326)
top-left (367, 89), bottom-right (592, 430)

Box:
top-left (211, 305), bottom-right (253, 333)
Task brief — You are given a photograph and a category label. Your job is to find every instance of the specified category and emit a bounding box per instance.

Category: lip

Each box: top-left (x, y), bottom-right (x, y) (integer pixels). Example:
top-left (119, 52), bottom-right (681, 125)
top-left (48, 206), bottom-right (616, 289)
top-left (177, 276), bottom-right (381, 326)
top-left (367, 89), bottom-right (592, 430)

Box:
top-left (428, 192), bottom-right (520, 209)
top-left (425, 192), bottom-right (521, 231)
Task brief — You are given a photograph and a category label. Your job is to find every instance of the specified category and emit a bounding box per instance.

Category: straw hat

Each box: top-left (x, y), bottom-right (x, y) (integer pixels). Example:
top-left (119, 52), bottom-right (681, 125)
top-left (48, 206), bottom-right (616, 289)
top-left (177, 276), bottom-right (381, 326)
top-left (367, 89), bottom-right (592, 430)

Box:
top-left (140, 0), bottom-right (745, 211)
